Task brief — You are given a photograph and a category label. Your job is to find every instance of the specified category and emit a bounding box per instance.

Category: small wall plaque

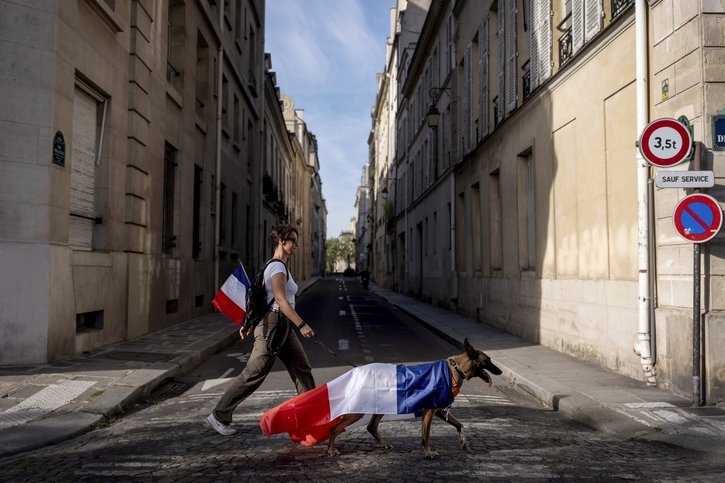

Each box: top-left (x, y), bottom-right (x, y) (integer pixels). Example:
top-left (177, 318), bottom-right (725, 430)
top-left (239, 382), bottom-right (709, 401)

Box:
top-left (52, 131), bottom-right (65, 166)
top-left (713, 112), bottom-right (725, 151)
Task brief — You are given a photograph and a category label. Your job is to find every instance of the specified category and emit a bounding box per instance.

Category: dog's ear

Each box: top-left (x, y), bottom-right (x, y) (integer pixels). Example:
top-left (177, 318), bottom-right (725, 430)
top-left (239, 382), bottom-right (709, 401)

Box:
top-left (464, 337), bottom-right (477, 357)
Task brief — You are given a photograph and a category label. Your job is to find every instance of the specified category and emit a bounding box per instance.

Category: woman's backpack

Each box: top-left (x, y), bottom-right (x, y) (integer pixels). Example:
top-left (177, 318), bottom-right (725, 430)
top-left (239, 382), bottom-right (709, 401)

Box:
top-left (242, 259), bottom-right (288, 331)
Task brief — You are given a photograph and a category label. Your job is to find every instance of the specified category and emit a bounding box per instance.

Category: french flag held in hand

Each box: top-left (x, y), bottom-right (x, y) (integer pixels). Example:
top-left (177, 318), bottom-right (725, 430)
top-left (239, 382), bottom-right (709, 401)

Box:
top-left (211, 263), bottom-right (251, 325)
top-left (260, 360), bottom-right (453, 446)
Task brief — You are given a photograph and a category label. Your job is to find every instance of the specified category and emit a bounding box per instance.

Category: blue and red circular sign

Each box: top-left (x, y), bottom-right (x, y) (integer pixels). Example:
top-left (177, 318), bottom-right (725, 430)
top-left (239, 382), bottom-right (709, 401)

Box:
top-left (639, 118), bottom-right (692, 167)
top-left (672, 193), bottom-right (723, 243)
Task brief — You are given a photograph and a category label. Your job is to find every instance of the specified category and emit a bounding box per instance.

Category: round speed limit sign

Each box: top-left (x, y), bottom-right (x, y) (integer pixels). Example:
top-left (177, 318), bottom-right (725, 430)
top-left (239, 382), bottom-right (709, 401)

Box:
top-left (638, 118), bottom-right (692, 168)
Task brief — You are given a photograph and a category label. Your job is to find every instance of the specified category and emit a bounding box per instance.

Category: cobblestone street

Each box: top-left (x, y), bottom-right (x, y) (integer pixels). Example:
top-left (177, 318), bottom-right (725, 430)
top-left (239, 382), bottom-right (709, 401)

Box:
top-left (2, 385), bottom-right (724, 482)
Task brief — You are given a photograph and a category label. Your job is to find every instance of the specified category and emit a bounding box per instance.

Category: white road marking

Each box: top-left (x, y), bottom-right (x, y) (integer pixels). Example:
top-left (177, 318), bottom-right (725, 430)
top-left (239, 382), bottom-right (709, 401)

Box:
top-left (0, 379), bottom-right (96, 429)
top-left (201, 368), bottom-right (235, 391)
top-left (227, 352), bottom-right (250, 363)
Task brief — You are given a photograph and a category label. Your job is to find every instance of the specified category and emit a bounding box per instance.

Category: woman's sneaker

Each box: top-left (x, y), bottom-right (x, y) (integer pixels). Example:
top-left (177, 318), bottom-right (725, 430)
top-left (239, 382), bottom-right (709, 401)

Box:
top-left (206, 413), bottom-right (236, 435)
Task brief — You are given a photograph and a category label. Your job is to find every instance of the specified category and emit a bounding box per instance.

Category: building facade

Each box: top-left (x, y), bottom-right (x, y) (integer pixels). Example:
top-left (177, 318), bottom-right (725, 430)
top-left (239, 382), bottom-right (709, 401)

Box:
top-left (369, 0), bottom-right (431, 290)
top-left (371, 0), bottom-right (725, 403)
top-left (0, 0), bottom-right (325, 365)
top-left (262, 63), bottom-right (325, 280)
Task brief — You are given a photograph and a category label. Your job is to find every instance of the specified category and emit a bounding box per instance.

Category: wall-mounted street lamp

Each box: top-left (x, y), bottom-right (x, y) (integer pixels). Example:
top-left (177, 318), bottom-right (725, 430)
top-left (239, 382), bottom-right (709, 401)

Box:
top-left (426, 87), bottom-right (450, 128)
top-left (426, 105), bottom-right (441, 128)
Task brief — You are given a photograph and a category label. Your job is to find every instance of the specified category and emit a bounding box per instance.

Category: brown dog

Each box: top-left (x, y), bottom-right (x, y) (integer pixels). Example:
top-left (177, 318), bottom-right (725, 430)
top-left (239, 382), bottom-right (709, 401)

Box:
top-left (325, 338), bottom-right (502, 458)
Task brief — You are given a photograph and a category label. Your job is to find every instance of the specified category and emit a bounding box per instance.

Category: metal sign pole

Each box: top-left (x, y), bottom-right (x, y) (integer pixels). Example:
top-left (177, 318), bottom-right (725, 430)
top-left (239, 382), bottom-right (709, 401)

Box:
top-left (693, 242), bottom-right (701, 406)
top-left (691, 140), bottom-right (702, 407)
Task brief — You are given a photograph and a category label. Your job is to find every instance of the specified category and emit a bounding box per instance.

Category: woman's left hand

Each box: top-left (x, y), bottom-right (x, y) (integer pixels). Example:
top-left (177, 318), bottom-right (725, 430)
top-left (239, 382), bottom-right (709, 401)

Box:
top-left (299, 324), bottom-right (315, 338)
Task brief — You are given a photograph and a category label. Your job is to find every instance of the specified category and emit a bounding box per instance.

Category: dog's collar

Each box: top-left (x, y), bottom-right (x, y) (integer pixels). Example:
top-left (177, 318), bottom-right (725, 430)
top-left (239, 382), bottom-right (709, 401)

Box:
top-left (447, 357), bottom-right (468, 385)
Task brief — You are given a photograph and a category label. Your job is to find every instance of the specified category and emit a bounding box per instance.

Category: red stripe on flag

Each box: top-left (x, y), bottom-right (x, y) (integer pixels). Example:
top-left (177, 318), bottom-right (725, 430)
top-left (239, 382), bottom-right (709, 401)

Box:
top-left (260, 384), bottom-right (338, 446)
top-left (212, 289), bottom-right (245, 325)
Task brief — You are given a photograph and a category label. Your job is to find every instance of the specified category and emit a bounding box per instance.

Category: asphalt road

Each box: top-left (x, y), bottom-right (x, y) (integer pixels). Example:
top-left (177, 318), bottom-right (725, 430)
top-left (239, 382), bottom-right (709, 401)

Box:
top-left (1, 277), bottom-right (724, 482)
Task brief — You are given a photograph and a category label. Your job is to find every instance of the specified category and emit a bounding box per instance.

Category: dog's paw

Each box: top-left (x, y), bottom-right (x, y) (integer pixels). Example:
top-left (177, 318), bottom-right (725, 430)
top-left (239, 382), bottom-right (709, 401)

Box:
top-left (424, 450), bottom-right (439, 459)
top-left (460, 442), bottom-right (471, 452)
top-left (383, 443), bottom-right (393, 451)
top-left (326, 448), bottom-right (340, 457)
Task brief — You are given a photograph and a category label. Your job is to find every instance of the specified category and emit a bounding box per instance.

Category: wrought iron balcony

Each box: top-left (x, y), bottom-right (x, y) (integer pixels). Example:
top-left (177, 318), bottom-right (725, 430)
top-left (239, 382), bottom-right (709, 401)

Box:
top-left (612, 0), bottom-right (634, 19)
top-left (522, 60), bottom-right (531, 100)
top-left (559, 28), bottom-right (573, 66)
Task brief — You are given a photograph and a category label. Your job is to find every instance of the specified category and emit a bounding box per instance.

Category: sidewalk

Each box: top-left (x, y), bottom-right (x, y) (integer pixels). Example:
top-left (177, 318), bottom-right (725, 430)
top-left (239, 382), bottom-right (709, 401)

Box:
top-left (1, 277), bottom-right (723, 458)
top-left (370, 284), bottom-right (725, 455)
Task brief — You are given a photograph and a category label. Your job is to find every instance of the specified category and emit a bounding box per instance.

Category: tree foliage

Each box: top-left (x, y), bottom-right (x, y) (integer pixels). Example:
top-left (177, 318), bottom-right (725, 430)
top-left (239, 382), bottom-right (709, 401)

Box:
top-left (325, 233), bottom-right (355, 273)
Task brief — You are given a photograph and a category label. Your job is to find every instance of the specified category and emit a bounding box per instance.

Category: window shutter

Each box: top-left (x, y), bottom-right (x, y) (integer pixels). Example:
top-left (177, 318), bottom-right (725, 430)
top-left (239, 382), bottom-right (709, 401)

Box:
top-left (584, 0), bottom-right (602, 42)
top-left (69, 86), bottom-right (98, 250)
top-left (530, 0), bottom-right (540, 89)
top-left (539, 0), bottom-right (552, 83)
top-left (451, 68), bottom-right (459, 164)
top-left (479, 15), bottom-right (489, 139)
top-left (497, 0), bottom-right (505, 124)
top-left (531, 0), bottom-right (552, 89)
top-left (572, 0), bottom-right (584, 54)
top-left (464, 44), bottom-right (472, 153)
top-left (505, 0), bottom-right (517, 114)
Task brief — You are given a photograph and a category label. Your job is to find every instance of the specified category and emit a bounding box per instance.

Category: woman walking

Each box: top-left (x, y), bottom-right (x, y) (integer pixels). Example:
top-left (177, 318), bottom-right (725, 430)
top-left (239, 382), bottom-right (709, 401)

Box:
top-left (207, 224), bottom-right (316, 435)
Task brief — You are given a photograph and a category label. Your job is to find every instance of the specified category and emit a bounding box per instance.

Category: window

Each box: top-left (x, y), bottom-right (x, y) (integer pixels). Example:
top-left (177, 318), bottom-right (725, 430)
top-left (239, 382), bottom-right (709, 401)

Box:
top-left (69, 81), bottom-right (107, 251)
top-left (496, 0), bottom-right (505, 125)
top-left (471, 183), bottom-right (482, 271)
top-left (573, 0), bottom-right (603, 54)
top-left (162, 143), bottom-right (177, 255)
top-left (196, 33), bottom-right (209, 117)
top-left (248, 26), bottom-right (257, 89)
top-left (220, 183), bottom-right (226, 245)
top-left (518, 152), bottom-right (536, 271)
top-left (222, 75), bottom-right (229, 133)
top-left (456, 192), bottom-right (466, 270)
top-left (246, 204), bottom-right (253, 264)
top-left (463, 44), bottom-right (473, 153)
top-left (233, 94), bottom-right (240, 144)
top-left (447, 202), bottom-right (452, 250)
top-left (235, 1), bottom-right (244, 48)
top-left (433, 211), bottom-right (438, 254)
top-left (231, 191), bottom-right (238, 249)
top-left (479, 14), bottom-right (490, 139)
top-left (489, 169), bottom-right (503, 271)
top-left (446, 14), bottom-right (454, 73)
top-left (505, 0), bottom-right (517, 115)
top-left (76, 310), bottom-right (104, 333)
top-left (166, 1), bottom-right (185, 90)
top-left (425, 217), bottom-right (429, 256)
top-left (193, 164), bottom-right (202, 259)
top-left (529, 0), bottom-right (552, 91)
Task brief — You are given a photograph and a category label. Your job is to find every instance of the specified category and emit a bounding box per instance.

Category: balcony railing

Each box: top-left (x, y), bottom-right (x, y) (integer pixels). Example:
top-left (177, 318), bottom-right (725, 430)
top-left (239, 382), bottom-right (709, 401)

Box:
top-left (522, 60), bottom-right (531, 100)
top-left (612, 0), bottom-right (634, 19)
top-left (559, 28), bottom-right (573, 66)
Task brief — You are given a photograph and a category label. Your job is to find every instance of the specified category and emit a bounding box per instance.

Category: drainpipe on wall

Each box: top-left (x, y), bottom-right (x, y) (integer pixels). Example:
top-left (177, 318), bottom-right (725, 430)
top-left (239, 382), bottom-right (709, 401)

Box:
top-left (214, 3), bottom-right (224, 290)
top-left (633, 0), bottom-right (657, 385)
top-left (450, 174), bottom-right (456, 307)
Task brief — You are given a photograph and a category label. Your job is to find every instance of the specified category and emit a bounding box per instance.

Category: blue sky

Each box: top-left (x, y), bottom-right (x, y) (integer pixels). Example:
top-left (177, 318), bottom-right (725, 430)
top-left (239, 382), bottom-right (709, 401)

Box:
top-left (265, 0), bottom-right (393, 238)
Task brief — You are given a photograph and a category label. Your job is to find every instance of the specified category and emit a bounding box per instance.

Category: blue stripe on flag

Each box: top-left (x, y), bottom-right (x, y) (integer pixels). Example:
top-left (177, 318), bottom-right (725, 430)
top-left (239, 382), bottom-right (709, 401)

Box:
top-left (232, 263), bottom-right (251, 291)
top-left (395, 360), bottom-right (453, 415)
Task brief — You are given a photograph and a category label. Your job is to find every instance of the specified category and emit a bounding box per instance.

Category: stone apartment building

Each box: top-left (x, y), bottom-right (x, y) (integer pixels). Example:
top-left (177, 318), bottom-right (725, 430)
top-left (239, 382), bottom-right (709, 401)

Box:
top-left (369, 0), bottom-right (431, 289)
top-left (369, 0), bottom-right (725, 404)
top-left (0, 0), bottom-right (325, 365)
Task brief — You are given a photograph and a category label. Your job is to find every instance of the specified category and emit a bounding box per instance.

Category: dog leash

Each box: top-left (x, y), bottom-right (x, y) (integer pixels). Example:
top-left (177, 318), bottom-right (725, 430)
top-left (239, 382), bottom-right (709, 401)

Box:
top-left (308, 336), bottom-right (358, 368)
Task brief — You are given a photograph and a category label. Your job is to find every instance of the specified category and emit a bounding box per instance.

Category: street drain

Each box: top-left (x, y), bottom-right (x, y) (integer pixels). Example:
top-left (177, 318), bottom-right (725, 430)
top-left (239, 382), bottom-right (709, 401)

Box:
top-left (96, 351), bottom-right (177, 362)
top-left (149, 380), bottom-right (193, 401)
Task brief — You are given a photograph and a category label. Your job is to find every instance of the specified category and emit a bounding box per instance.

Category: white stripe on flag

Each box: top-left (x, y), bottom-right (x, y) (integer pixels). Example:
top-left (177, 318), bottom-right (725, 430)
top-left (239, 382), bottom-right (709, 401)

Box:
top-left (221, 276), bottom-right (246, 309)
top-left (327, 363), bottom-right (398, 418)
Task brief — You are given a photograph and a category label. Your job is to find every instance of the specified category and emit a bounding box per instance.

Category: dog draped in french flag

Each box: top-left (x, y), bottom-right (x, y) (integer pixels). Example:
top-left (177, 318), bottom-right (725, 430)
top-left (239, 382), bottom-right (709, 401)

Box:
top-left (260, 338), bottom-right (502, 458)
